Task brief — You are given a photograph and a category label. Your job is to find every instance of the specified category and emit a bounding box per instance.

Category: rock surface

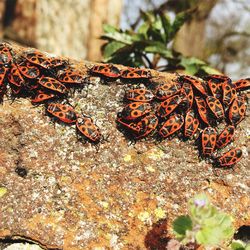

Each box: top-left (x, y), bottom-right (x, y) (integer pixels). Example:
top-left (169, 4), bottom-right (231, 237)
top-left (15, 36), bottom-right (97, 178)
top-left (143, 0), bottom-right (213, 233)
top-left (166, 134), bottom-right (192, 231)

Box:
top-left (0, 58), bottom-right (249, 249)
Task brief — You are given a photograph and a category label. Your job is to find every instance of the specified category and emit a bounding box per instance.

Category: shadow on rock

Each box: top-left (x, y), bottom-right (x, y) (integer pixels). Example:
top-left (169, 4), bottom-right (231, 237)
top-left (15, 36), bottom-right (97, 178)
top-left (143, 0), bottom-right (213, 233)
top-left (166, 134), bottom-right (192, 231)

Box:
top-left (144, 219), bottom-right (171, 250)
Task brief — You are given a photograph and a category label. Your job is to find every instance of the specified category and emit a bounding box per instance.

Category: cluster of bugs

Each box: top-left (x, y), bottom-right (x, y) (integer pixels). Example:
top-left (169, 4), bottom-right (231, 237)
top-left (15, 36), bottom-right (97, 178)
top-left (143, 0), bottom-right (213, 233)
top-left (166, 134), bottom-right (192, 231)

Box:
top-left (1, 42), bottom-right (249, 167)
top-left (0, 42), bottom-right (101, 143)
top-left (91, 63), bottom-right (249, 168)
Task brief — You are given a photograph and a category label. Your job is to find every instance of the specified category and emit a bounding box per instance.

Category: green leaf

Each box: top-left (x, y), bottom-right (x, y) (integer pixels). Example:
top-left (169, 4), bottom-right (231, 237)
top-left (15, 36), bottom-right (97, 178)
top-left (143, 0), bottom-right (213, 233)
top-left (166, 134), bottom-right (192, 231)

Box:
top-left (196, 226), bottom-right (222, 246)
top-left (201, 65), bottom-right (221, 75)
top-left (103, 24), bottom-right (118, 34)
top-left (138, 22), bottom-right (150, 38)
top-left (231, 240), bottom-right (246, 250)
top-left (195, 213), bottom-right (234, 246)
top-left (131, 33), bottom-right (146, 42)
top-left (182, 57), bottom-right (206, 66)
top-left (148, 28), bottom-right (165, 43)
top-left (173, 215), bottom-right (192, 238)
top-left (140, 10), bottom-right (155, 23)
top-left (103, 41), bottom-right (126, 59)
top-left (170, 10), bottom-right (192, 38)
top-left (144, 44), bottom-right (173, 59)
top-left (180, 57), bottom-right (206, 75)
top-left (153, 15), bottom-right (163, 30)
top-left (160, 13), bottom-right (171, 42)
top-left (101, 33), bottom-right (133, 45)
top-left (183, 64), bottom-right (198, 75)
top-left (101, 27), bottom-right (134, 45)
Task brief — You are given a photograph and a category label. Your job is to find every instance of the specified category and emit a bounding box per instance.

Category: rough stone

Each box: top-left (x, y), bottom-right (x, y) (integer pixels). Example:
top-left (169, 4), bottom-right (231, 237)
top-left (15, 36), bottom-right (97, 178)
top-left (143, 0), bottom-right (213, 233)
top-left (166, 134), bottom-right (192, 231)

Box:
top-left (0, 47), bottom-right (249, 250)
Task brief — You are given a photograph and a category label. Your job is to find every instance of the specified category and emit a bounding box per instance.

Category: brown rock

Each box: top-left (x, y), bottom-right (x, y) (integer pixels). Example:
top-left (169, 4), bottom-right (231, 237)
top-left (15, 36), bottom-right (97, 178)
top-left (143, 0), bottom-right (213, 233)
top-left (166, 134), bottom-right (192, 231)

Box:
top-left (0, 44), bottom-right (249, 249)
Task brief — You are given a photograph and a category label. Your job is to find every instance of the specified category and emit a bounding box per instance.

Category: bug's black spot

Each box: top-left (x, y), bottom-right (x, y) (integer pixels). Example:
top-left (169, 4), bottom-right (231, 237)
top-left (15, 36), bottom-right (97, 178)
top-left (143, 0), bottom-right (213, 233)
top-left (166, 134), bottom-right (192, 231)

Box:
top-left (203, 135), bottom-right (208, 141)
top-left (240, 108), bottom-right (245, 114)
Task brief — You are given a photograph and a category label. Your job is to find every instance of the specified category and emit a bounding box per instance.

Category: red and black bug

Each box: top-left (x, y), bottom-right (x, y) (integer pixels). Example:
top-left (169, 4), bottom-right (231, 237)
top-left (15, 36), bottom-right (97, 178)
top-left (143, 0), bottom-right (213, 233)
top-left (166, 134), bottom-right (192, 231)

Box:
top-left (184, 109), bottom-right (199, 138)
top-left (121, 68), bottom-right (152, 79)
top-left (57, 68), bottom-right (86, 85)
top-left (0, 43), bottom-right (12, 66)
top-left (0, 65), bottom-right (9, 86)
top-left (38, 76), bottom-right (68, 95)
top-left (195, 97), bottom-right (210, 125)
top-left (228, 95), bottom-right (246, 125)
top-left (205, 75), bottom-right (226, 99)
top-left (44, 56), bottom-right (67, 69)
top-left (221, 81), bottom-right (237, 106)
top-left (9, 84), bottom-right (22, 95)
top-left (31, 91), bottom-right (56, 104)
top-left (158, 114), bottom-right (184, 138)
top-left (47, 103), bottom-right (77, 124)
top-left (116, 117), bottom-right (143, 134)
top-left (207, 80), bottom-right (222, 99)
top-left (205, 74), bottom-right (231, 83)
top-left (91, 64), bottom-right (121, 78)
top-left (22, 49), bottom-right (50, 67)
top-left (178, 75), bottom-right (207, 95)
top-left (119, 102), bottom-right (151, 120)
top-left (8, 64), bottom-right (25, 87)
top-left (22, 49), bottom-right (65, 69)
top-left (201, 127), bottom-right (217, 156)
top-left (18, 61), bottom-right (40, 79)
top-left (233, 78), bottom-right (250, 92)
top-left (215, 147), bottom-right (242, 167)
top-left (0, 84), bottom-right (7, 101)
top-left (181, 82), bottom-right (194, 111)
top-left (156, 94), bottom-right (184, 118)
top-left (154, 82), bottom-right (182, 100)
top-left (125, 88), bottom-right (154, 102)
top-left (76, 115), bottom-right (101, 142)
top-left (27, 82), bottom-right (40, 91)
top-left (135, 114), bottom-right (159, 139)
top-left (216, 125), bottom-right (235, 149)
top-left (206, 96), bottom-right (224, 120)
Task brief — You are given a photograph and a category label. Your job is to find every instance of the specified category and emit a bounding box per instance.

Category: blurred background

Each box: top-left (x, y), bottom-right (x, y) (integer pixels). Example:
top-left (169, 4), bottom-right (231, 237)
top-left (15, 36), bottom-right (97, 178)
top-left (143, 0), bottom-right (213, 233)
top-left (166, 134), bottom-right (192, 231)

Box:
top-left (0, 0), bottom-right (249, 80)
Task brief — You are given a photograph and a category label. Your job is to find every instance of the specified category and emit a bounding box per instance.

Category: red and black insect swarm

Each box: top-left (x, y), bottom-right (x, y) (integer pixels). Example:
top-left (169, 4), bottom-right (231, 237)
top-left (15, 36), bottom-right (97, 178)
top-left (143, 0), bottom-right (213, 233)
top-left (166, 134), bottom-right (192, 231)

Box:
top-left (0, 42), bottom-right (248, 168)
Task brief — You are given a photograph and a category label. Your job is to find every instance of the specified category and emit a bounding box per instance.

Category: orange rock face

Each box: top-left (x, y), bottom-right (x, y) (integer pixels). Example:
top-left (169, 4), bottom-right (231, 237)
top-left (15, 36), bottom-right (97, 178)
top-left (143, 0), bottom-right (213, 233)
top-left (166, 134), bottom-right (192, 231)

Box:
top-left (0, 47), bottom-right (249, 249)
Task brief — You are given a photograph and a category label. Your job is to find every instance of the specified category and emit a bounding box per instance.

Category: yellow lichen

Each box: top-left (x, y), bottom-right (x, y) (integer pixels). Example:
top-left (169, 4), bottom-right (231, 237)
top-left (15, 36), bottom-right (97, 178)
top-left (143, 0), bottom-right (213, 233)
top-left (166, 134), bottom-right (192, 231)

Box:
top-left (154, 207), bottom-right (166, 220)
top-left (100, 201), bottom-right (109, 209)
top-left (138, 211), bottom-right (150, 222)
top-left (0, 187), bottom-right (7, 198)
top-left (145, 166), bottom-right (155, 172)
top-left (124, 154), bottom-right (132, 162)
top-left (147, 148), bottom-right (164, 160)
